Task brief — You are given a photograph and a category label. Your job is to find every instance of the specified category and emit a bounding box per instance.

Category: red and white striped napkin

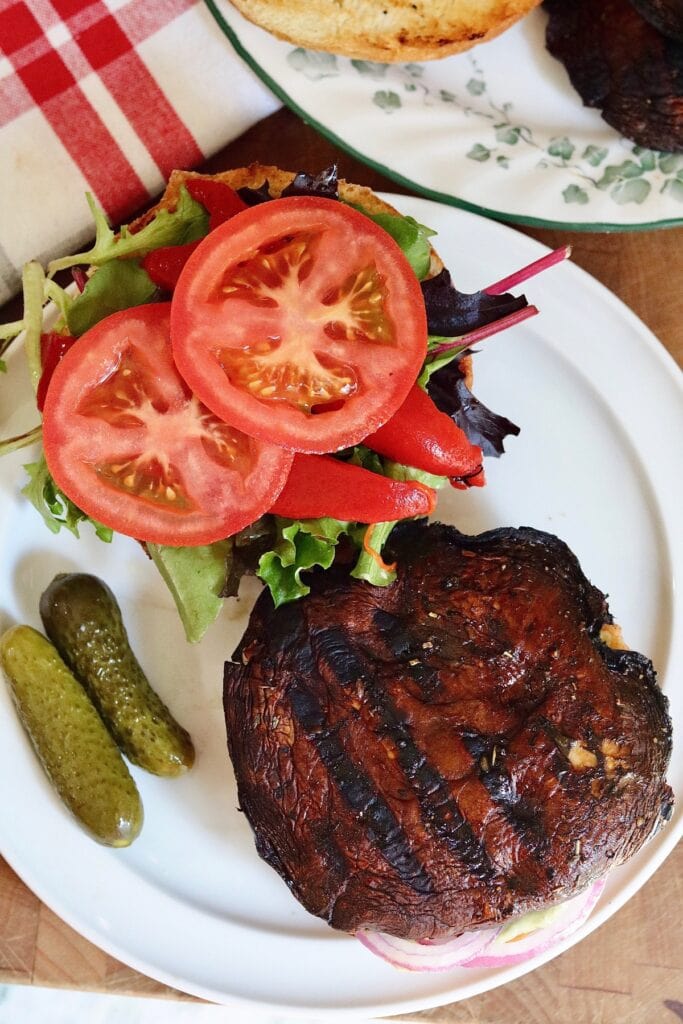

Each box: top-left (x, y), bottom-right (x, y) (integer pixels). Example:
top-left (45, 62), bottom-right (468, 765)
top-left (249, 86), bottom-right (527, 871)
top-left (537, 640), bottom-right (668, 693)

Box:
top-left (0, 0), bottom-right (280, 305)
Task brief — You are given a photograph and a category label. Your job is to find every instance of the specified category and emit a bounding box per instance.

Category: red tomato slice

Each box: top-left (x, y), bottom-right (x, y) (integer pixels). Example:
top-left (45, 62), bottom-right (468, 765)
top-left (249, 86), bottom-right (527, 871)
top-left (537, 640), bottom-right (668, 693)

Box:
top-left (41, 304), bottom-right (293, 545)
top-left (170, 197), bottom-right (428, 454)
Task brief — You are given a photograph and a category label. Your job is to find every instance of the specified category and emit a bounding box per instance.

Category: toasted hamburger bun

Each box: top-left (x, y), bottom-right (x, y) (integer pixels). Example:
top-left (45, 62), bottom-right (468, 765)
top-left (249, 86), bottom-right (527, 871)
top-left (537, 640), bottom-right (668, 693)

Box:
top-left (227, 0), bottom-right (543, 62)
top-left (132, 162), bottom-right (473, 384)
top-left (133, 163), bottom-right (443, 272)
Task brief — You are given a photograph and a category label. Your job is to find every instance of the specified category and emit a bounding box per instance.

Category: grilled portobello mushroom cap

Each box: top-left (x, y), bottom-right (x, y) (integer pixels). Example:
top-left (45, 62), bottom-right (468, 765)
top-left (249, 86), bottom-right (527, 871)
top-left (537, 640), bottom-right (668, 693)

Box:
top-left (629, 0), bottom-right (683, 42)
top-left (224, 522), bottom-right (673, 940)
top-left (545, 0), bottom-right (683, 152)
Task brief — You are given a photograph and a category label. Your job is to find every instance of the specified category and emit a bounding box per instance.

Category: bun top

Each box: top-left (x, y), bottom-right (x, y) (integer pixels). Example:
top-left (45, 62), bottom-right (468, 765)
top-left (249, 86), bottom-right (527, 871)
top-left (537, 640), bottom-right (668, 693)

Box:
top-left (228, 0), bottom-right (543, 62)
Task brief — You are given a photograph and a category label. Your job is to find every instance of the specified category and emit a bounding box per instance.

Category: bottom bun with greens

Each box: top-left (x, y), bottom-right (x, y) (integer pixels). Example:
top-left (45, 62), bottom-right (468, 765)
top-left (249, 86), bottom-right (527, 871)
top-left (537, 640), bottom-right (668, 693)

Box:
top-left (0, 163), bottom-right (569, 643)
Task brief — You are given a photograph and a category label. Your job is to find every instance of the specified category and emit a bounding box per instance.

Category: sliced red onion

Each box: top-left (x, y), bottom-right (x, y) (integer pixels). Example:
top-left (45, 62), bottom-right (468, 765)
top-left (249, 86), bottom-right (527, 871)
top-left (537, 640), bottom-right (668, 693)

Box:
top-left (356, 879), bottom-right (606, 973)
top-left (356, 925), bottom-right (494, 972)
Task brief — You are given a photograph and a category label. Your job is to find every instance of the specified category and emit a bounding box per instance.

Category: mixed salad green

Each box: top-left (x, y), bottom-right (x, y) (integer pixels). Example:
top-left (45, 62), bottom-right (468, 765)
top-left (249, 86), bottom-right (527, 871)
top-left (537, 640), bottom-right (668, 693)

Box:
top-left (1, 166), bottom-right (545, 642)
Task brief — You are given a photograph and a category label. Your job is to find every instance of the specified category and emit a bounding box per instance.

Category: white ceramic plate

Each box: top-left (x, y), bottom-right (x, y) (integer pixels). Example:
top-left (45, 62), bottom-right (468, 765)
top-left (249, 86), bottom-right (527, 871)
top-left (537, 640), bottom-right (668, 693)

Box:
top-left (205, 1), bottom-right (683, 232)
top-left (0, 197), bottom-right (681, 1017)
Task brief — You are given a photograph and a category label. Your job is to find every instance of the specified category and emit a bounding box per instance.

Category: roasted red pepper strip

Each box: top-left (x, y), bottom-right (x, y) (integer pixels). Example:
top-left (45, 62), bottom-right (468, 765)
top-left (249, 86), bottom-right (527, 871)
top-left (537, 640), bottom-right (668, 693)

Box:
top-left (185, 178), bottom-right (247, 230)
top-left (450, 467), bottom-right (486, 490)
top-left (142, 180), bottom-right (248, 290)
top-left (364, 384), bottom-right (483, 480)
top-left (269, 454), bottom-right (436, 523)
top-left (142, 241), bottom-right (201, 291)
top-left (37, 332), bottom-right (77, 411)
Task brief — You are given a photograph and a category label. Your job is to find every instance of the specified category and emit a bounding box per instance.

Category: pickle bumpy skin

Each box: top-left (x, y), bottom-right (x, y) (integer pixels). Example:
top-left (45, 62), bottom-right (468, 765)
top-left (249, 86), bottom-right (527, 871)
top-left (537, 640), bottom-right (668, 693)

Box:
top-left (40, 574), bottom-right (195, 777)
top-left (0, 625), bottom-right (143, 847)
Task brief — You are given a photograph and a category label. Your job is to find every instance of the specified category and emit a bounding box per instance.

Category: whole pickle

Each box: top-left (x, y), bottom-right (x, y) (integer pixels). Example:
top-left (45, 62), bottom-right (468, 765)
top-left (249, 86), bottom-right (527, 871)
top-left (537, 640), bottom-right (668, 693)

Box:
top-left (40, 574), bottom-right (194, 777)
top-left (0, 625), bottom-right (143, 847)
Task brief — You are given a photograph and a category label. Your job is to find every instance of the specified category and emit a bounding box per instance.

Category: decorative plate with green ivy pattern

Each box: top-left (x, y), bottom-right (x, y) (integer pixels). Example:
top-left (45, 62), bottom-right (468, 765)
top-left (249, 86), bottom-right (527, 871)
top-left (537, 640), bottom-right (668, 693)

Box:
top-left (205, 0), bottom-right (683, 231)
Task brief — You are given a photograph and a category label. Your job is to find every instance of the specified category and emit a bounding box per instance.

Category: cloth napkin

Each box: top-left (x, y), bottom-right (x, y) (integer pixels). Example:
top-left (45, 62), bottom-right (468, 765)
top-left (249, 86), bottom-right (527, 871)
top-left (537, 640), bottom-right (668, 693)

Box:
top-left (0, 0), bottom-right (281, 306)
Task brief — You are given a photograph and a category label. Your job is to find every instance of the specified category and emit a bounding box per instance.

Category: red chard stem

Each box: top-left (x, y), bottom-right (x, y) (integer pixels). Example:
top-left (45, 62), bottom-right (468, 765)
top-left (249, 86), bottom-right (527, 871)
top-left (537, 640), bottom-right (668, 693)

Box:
top-left (428, 305), bottom-right (539, 358)
top-left (485, 246), bottom-right (571, 296)
top-left (72, 268), bottom-right (88, 293)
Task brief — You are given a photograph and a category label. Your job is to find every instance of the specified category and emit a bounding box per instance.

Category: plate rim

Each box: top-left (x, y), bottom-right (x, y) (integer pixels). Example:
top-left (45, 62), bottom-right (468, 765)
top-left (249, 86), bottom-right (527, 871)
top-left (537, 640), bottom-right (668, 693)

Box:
top-left (204, 0), bottom-right (683, 234)
top-left (0, 828), bottom-right (678, 1019)
top-left (0, 195), bottom-right (681, 1016)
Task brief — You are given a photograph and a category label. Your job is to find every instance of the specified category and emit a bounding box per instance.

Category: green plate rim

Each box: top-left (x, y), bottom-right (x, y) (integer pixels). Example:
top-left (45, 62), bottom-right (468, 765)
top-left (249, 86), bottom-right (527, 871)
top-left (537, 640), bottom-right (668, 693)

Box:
top-left (204, 0), bottom-right (683, 234)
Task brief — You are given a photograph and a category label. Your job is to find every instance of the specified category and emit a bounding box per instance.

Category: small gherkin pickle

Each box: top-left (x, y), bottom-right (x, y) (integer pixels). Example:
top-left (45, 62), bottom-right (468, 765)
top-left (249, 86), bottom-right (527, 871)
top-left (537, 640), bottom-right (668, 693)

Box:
top-left (40, 574), bottom-right (194, 777)
top-left (0, 625), bottom-right (142, 847)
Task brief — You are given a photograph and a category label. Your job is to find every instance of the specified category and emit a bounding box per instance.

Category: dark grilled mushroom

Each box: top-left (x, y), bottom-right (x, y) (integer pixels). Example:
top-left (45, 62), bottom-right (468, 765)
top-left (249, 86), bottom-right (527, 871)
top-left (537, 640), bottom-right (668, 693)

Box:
top-left (629, 0), bottom-right (683, 42)
top-left (545, 0), bottom-right (683, 152)
top-left (224, 522), bottom-right (673, 940)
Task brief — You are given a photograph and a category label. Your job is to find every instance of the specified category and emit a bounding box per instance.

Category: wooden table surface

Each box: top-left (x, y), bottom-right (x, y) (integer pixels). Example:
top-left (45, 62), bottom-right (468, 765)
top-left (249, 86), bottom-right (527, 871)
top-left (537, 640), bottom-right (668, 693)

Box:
top-left (0, 109), bottom-right (681, 1022)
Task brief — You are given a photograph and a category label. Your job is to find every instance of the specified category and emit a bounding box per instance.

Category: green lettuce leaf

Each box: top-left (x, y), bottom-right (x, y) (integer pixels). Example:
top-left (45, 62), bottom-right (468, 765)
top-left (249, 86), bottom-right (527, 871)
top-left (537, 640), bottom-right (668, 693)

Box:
top-left (222, 517), bottom-right (276, 597)
top-left (0, 281), bottom-right (72, 384)
top-left (147, 541), bottom-right (232, 644)
top-left (147, 520), bottom-right (276, 642)
top-left (347, 444), bottom-right (385, 474)
top-left (369, 213), bottom-right (435, 280)
top-left (47, 186), bottom-right (209, 275)
top-left (351, 461), bottom-right (448, 586)
top-left (417, 336), bottom-right (470, 388)
top-left (66, 260), bottom-right (157, 337)
top-left (43, 279), bottom-right (73, 325)
top-left (384, 460), bottom-right (447, 492)
top-left (22, 455), bottom-right (112, 541)
top-left (22, 261), bottom-right (45, 392)
top-left (256, 457), bottom-right (449, 604)
top-left (257, 517), bottom-right (349, 607)
top-left (0, 319), bottom-right (24, 342)
top-left (0, 424), bottom-right (42, 456)
top-left (350, 520), bottom-right (398, 586)
top-left (349, 205), bottom-right (435, 279)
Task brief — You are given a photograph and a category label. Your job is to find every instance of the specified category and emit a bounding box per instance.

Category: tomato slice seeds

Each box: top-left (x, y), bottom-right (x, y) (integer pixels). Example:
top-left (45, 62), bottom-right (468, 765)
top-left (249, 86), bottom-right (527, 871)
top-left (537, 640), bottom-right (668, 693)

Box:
top-left (40, 196), bottom-right (442, 545)
top-left (171, 197), bottom-right (428, 453)
top-left (41, 304), bottom-right (293, 545)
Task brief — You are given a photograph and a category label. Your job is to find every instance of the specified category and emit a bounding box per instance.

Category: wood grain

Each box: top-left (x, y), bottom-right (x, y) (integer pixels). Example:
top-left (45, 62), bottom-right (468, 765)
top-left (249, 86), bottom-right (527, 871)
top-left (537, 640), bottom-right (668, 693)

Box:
top-left (0, 108), bottom-right (680, 1020)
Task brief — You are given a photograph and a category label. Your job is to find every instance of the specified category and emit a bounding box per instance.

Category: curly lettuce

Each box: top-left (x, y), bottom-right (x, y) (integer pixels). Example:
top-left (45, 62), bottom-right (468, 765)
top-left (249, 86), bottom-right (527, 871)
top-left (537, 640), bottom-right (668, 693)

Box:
top-left (22, 455), bottom-right (112, 541)
top-left (258, 517), bottom-right (350, 607)
top-left (0, 166), bottom-right (526, 644)
top-left (47, 186), bottom-right (209, 275)
top-left (66, 260), bottom-right (157, 337)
